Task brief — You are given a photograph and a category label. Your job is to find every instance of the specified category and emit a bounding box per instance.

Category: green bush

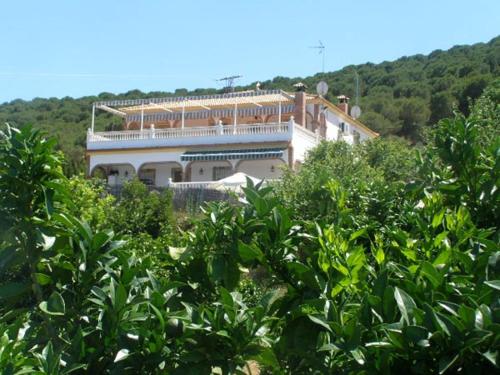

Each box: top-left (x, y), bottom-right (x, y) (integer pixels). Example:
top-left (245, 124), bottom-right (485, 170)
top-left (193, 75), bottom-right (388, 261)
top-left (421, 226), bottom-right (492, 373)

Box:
top-left (108, 178), bottom-right (175, 238)
top-left (0, 87), bottom-right (498, 374)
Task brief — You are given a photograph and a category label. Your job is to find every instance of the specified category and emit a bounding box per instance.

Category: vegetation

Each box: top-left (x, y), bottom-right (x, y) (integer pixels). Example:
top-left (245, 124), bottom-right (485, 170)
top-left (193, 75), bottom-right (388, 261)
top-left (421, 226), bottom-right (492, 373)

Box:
top-left (0, 36), bottom-right (498, 175)
top-left (0, 77), bottom-right (498, 373)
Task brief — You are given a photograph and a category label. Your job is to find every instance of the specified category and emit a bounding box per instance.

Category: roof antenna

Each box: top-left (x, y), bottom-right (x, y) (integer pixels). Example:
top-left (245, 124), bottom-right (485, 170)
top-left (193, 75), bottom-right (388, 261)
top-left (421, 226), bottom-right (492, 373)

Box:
top-left (309, 40), bottom-right (325, 73)
top-left (216, 75), bottom-right (242, 93)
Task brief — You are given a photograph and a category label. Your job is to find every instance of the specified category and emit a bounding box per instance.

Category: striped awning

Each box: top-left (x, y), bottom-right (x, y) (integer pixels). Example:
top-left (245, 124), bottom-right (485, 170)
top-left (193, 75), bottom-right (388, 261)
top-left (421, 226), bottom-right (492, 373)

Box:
top-left (181, 148), bottom-right (285, 162)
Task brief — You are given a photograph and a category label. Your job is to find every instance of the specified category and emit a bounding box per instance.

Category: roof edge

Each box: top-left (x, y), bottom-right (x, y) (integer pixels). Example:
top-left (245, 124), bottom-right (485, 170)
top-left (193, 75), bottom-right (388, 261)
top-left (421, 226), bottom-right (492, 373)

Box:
top-left (314, 96), bottom-right (379, 137)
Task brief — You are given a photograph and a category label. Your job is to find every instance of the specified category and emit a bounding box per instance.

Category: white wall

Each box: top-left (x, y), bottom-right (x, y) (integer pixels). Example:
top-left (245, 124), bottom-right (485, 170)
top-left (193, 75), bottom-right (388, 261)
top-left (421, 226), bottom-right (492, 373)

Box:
top-left (236, 159), bottom-right (286, 180)
top-left (292, 125), bottom-right (318, 163)
top-left (189, 161), bottom-right (233, 182)
top-left (139, 163), bottom-right (181, 186)
top-left (324, 109), bottom-right (373, 144)
top-left (106, 164), bottom-right (134, 185)
top-left (89, 150), bottom-right (185, 175)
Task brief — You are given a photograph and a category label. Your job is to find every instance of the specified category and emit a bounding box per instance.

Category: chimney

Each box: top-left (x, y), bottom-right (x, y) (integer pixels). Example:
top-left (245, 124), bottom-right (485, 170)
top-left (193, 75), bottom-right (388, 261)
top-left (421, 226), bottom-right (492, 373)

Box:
top-left (337, 95), bottom-right (350, 114)
top-left (293, 92), bottom-right (307, 126)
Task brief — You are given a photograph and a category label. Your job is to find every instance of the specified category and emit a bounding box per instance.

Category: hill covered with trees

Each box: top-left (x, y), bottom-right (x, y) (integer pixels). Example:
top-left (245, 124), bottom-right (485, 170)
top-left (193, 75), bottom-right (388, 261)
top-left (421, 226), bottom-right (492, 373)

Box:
top-left (0, 35), bottom-right (498, 175)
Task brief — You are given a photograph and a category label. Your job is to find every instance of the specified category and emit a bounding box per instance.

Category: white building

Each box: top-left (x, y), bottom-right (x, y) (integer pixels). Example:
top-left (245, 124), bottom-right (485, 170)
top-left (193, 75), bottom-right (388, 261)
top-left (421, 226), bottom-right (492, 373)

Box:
top-left (86, 88), bottom-right (378, 186)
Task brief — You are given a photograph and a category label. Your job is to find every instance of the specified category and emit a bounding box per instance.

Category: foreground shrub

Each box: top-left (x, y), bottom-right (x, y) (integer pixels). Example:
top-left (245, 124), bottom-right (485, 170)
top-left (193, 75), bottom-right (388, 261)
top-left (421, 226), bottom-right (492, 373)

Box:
top-left (0, 92), bottom-right (498, 374)
top-left (108, 178), bottom-right (175, 238)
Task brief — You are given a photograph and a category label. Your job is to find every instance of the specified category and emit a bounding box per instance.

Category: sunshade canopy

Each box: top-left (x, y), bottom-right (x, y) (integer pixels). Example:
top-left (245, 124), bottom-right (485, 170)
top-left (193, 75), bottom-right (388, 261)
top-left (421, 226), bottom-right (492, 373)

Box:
top-left (180, 148), bottom-right (285, 162)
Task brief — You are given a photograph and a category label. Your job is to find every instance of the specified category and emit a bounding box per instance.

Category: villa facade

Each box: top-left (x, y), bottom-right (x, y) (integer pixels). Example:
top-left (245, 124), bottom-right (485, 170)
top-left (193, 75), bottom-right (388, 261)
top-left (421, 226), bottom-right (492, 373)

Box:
top-left (86, 88), bottom-right (378, 186)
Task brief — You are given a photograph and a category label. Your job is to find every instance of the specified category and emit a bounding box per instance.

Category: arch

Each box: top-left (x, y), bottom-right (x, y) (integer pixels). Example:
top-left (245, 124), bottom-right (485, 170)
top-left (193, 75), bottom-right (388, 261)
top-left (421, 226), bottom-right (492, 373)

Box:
top-left (90, 163), bottom-right (136, 186)
top-left (235, 158), bottom-right (287, 180)
top-left (127, 121), bottom-right (139, 130)
top-left (219, 117), bottom-right (232, 125)
top-left (245, 115), bottom-right (265, 124)
top-left (265, 113), bottom-right (292, 123)
top-left (137, 161), bottom-right (183, 186)
top-left (91, 165), bottom-right (106, 179)
top-left (155, 120), bottom-right (171, 129)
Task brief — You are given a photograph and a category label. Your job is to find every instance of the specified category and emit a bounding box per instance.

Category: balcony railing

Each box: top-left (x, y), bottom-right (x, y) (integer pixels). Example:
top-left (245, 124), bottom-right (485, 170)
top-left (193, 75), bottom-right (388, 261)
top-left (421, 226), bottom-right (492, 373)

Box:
top-left (88, 122), bottom-right (290, 143)
top-left (86, 121), bottom-right (293, 150)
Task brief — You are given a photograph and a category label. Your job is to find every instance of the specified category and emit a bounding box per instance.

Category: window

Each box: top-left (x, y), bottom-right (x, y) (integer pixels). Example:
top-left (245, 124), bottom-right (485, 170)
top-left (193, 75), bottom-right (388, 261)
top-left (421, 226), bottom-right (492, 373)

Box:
top-left (340, 122), bottom-right (345, 133)
top-left (171, 168), bottom-right (182, 182)
top-left (213, 166), bottom-right (232, 181)
top-left (138, 169), bottom-right (155, 186)
top-left (353, 130), bottom-right (361, 144)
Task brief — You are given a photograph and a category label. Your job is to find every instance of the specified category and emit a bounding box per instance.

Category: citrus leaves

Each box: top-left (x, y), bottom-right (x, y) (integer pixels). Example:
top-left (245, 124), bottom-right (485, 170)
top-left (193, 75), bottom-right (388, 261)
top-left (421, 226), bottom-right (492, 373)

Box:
top-left (39, 292), bottom-right (65, 316)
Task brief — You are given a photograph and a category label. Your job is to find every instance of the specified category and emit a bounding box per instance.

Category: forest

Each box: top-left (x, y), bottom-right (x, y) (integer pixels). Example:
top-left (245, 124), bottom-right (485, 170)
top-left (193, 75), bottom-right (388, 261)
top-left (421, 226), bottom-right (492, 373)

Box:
top-left (0, 74), bottom-right (498, 373)
top-left (0, 36), bottom-right (498, 175)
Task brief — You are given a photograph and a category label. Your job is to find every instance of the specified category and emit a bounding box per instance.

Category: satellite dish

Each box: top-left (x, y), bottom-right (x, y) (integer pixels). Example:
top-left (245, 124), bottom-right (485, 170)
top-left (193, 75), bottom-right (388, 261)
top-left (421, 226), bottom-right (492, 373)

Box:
top-left (316, 81), bottom-right (328, 96)
top-left (351, 105), bottom-right (361, 119)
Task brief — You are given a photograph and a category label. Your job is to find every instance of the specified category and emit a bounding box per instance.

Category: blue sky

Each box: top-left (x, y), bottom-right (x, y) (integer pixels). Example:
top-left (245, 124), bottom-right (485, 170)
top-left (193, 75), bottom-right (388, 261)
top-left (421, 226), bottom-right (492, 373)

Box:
top-left (1, 0), bottom-right (498, 103)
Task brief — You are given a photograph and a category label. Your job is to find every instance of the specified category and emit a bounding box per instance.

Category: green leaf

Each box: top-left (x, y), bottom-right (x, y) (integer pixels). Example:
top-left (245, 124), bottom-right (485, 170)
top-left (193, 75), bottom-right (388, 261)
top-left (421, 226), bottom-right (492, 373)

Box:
top-left (148, 303), bottom-right (165, 331)
top-left (237, 241), bottom-right (264, 263)
top-left (484, 280), bottom-right (500, 290)
top-left (432, 209), bottom-right (445, 228)
top-left (349, 228), bottom-right (367, 242)
top-left (420, 261), bottom-right (443, 288)
top-left (0, 247), bottom-right (23, 273)
top-left (0, 281), bottom-right (31, 301)
top-left (482, 350), bottom-right (497, 366)
top-left (403, 325), bottom-right (429, 346)
top-left (307, 315), bottom-right (332, 332)
top-left (252, 348), bottom-right (279, 369)
top-left (114, 349), bottom-right (130, 363)
top-left (39, 292), bottom-right (65, 316)
top-left (34, 273), bottom-right (52, 286)
top-left (350, 348), bottom-right (365, 365)
top-left (439, 354), bottom-right (459, 374)
top-left (374, 247), bottom-right (385, 265)
top-left (394, 287), bottom-right (416, 325)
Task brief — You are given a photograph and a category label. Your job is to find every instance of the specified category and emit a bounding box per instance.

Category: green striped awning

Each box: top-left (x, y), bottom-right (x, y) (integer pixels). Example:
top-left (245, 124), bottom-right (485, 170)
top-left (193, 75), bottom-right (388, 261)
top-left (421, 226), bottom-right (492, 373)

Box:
top-left (181, 148), bottom-right (285, 162)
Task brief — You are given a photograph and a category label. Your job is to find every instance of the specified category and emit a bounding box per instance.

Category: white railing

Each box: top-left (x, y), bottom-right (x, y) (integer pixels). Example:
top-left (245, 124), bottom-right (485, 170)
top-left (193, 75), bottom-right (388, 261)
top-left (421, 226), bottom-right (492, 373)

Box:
top-left (223, 122), bottom-right (289, 136)
top-left (87, 122), bottom-right (290, 143)
top-left (293, 123), bottom-right (322, 144)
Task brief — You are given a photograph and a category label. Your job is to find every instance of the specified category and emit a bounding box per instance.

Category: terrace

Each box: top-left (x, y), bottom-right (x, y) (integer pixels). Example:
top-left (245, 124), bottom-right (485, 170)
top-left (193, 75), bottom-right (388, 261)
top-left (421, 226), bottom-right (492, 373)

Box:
top-left (86, 89), bottom-right (318, 150)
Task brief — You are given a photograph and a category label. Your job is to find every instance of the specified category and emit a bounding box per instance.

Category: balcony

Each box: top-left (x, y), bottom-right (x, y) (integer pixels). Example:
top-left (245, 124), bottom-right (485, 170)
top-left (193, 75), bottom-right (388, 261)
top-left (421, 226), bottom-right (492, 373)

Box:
top-left (87, 121), bottom-right (294, 150)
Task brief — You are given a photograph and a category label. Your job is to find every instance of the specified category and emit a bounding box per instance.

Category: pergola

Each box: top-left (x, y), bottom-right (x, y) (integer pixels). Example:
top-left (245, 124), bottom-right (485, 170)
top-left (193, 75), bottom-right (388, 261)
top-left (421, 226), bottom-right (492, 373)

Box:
top-left (90, 89), bottom-right (300, 132)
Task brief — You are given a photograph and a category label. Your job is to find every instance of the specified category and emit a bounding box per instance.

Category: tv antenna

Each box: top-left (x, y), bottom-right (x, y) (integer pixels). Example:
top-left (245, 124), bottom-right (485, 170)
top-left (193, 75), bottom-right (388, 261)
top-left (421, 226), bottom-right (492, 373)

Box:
top-left (309, 40), bottom-right (325, 73)
top-left (216, 75), bottom-right (242, 92)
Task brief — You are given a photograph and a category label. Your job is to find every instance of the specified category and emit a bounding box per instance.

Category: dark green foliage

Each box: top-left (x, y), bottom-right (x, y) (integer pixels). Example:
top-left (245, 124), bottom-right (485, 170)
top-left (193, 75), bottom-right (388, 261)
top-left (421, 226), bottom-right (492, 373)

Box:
top-left (275, 138), bottom-right (415, 225)
top-left (0, 36), bottom-right (498, 175)
top-left (108, 178), bottom-right (175, 238)
top-left (0, 85), bottom-right (498, 373)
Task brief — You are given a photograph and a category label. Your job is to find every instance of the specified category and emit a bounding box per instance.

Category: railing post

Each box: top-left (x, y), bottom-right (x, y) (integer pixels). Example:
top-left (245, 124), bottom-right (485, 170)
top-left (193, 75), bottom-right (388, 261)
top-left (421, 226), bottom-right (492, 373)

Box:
top-left (91, 103), bottom-right (95, 133)
top-left (140, 106), bottom-right (144, 132)
top-left (181, 104), bottom-right (185, 129)
top-left (233, 103), bottom-right (237, 134)
top-left (217, 120), bottom-right (223, 135)
top-left (278, 99), bottom-right (282, 124)
top-left (288, 116), bottom-right (295, 137)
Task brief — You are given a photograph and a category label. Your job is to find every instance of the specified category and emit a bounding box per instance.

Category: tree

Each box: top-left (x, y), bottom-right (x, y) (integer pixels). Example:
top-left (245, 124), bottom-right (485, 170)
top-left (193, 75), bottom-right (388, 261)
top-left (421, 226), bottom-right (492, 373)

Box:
top-left (397, 97), bottom-right (431, 140)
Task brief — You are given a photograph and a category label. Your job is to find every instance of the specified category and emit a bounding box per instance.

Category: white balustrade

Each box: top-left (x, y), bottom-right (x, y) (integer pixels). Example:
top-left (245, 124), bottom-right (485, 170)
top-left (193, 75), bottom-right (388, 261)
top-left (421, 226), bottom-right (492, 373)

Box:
top-left (293, 124), bottom-right (321, 145)
top-left (87, 122), bottom-right (291, 144)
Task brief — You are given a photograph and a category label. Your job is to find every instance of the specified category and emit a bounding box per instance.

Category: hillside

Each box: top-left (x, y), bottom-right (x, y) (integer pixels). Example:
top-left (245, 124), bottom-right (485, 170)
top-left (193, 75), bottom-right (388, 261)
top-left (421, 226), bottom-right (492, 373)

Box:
top-left (1, 36), bottom-right (499, 175)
